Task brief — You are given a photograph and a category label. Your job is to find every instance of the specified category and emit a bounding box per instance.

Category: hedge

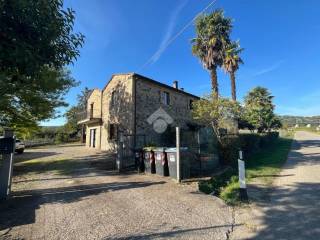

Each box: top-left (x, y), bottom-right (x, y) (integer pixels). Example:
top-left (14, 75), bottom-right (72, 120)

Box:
top-left (218, 132), bottom-right (279, 166)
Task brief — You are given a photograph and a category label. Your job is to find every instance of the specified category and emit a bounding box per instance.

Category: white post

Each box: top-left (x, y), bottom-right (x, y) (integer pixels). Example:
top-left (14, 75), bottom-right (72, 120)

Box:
top-left (176, 127), bottom-right (181, 182)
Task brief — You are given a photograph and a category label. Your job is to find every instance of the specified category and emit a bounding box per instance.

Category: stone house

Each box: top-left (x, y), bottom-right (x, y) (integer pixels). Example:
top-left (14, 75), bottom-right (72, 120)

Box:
top-left (78, 73), bottom-right (199, 151)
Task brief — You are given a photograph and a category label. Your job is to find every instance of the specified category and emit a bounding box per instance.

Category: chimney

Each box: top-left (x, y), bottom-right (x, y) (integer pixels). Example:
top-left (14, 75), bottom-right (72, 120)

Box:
top-left (173, 80), bottom-right (178, 89)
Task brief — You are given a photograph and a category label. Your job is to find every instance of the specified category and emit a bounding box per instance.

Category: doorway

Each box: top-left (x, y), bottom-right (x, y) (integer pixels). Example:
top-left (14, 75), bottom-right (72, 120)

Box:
top-left (89, 129), bottom-right (96, 148)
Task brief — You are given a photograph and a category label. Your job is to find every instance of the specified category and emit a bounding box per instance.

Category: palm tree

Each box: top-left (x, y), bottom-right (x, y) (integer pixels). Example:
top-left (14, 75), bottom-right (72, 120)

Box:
top-left (223, 41), bottom-right (243, 101)
top-left (191, 9), bottom-right (232, 98)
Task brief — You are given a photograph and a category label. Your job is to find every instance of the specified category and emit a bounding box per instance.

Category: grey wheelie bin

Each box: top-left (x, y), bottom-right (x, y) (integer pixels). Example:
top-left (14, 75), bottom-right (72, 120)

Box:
top-left (165, 147), bottom-right (191, 180)
top-left (143, 148), bottom-right (151, 173)
top-left (154, 148), bottom-right (169, 176)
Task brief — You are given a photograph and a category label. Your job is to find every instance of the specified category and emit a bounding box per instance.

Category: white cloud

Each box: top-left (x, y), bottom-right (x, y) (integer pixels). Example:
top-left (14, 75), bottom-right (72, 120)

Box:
top-left (150, 0), bottom-right (188, 64)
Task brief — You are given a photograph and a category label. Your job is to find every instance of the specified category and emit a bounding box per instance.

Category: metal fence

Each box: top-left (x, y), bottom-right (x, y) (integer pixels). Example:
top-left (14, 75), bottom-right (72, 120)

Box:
top-left (76, 109), bottom-right (101, 122)
top-left (117, 134), bottom-right (146, 170)
top-left (180, 127), bottom-right (219, 178)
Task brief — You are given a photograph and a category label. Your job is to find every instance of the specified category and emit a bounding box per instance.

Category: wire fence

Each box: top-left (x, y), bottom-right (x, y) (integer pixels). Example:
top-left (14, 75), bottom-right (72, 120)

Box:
top-left (180, 127), bottom-right (219, 178)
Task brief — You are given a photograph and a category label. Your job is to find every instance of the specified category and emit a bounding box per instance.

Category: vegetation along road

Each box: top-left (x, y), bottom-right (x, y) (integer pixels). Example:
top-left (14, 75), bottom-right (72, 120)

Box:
top-left (232, 131), bottom-right (320, 239)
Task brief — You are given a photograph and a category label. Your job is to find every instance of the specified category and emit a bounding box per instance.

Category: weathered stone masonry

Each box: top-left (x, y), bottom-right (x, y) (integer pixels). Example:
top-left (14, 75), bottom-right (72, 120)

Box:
top-left (79, 73), bottom-right (199, 151)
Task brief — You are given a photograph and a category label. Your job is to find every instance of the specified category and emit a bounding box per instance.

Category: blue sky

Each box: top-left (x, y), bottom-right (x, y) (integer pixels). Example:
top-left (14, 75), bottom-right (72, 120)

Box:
top-left (42, 0), bottom-right (320, 126)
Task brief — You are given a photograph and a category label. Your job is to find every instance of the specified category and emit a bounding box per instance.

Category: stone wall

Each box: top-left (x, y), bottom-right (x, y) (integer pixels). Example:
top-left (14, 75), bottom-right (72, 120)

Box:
top-left (84, 73), bottom-right (200, 151)
top-left (134, 75), bottom-right (198, 147)
top-left (87, 89), bottom-right (102, 118)
top-left (100, 74), bottom-right (135, 151)
top-left (85, 89), bottom-right (102, 148)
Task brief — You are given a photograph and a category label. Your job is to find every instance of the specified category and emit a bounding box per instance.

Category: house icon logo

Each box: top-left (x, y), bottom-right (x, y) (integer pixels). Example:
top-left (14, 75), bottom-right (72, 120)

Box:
top-left (147, 107), bottom-right (173, 133)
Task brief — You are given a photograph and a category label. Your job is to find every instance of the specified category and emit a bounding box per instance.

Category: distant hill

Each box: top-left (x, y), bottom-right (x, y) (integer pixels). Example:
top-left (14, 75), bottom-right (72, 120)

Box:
top-left (279, 115), bottom-right (320, 127)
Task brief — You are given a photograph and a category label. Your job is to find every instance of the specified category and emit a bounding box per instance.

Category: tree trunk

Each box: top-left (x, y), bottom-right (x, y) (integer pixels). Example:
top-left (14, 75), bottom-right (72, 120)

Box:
top-left (230, 71), bottom-right (236, 101)
top-left (210, 67), bottom-right (218, 98)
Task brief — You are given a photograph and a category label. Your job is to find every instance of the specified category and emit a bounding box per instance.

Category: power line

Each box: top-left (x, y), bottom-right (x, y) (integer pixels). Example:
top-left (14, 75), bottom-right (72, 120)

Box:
top-left (136, 0), bottom-right (218, 72)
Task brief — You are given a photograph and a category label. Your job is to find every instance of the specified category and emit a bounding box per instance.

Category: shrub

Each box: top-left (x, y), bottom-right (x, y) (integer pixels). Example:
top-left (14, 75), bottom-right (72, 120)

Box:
top-left (198, 168), bottom-right (236, 195)
top-left (55, 132), bottom-right (69, 143)
top-left (220, 179), bottom-right (240, 205)
top-left (218, 136), bottom-right (240, 166)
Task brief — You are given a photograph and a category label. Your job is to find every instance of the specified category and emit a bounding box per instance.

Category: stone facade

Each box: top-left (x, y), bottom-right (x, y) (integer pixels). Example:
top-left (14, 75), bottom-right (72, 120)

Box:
top-left (80, 73), bottom-right (199, 151)
top-left (134, 74), bottom-right (198, 146)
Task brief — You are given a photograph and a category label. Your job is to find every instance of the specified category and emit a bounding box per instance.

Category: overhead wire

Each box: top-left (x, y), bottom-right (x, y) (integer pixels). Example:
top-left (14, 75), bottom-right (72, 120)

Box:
top-left (136, 0), bottom-right (218, 72)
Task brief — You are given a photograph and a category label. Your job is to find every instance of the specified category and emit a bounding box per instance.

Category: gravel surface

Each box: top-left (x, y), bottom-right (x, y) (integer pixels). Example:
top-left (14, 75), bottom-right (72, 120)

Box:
top-left (0, 144), bottom-right (233, 240)
top-left (232, 131), bottom-right (320, 239)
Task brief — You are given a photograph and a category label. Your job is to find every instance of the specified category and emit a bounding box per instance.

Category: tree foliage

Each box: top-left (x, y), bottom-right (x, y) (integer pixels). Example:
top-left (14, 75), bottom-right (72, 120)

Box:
top-left (191, 9), bottom-right (232, 95)
top-left (192, 92), bottom-right (241, 140)
top-left (223, 41), bottom-right (243, 101)
top-left (63, 87), bottom-right (92, 137)
top-left (0, 0), bottom-right (84, 128)
top-left (242, 87), bottom-right (281, 132)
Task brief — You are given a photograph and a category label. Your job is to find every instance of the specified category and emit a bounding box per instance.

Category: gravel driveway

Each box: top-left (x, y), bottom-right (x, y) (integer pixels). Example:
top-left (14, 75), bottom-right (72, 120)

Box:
top-left (232, 131), bottom-right (320, 239)
top-left (0, 144), bottom-right (233, 240)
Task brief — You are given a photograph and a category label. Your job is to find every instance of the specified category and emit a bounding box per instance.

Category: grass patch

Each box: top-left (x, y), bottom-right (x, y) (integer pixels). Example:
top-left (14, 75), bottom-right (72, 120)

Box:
top-left (199, 135), bottom-right (293, 205)
top-left (294, 127), bottom-right (320, 135)
top-left (245, 136), bottom-right (293, 184)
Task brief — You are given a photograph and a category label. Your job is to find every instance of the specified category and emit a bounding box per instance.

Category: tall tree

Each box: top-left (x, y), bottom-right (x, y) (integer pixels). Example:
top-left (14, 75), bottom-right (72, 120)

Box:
top-left (63, 87), bottom-right (92, 138)
top-left (223, 41), bottom-right (243, 101)
top-left (192, 92), bottom-right (241, 140)
top-left (191, 9), bottom-right (232, 97)
top-left (243, 87), bottom-right (281, 132)
top-left (0, 0), bottom-right (84, 128)
top-left (77, 87), bottom-right (92, 111)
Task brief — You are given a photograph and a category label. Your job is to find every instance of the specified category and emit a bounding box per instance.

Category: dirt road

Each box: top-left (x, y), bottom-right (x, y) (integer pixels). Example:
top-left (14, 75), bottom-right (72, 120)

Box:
top-left (232, 131), bottom-right (320, 239)
top-left (0, 144), bottom-right (233, 240)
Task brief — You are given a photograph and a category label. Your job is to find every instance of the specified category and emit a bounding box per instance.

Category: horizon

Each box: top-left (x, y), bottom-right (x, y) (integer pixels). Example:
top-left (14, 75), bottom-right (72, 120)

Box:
top-left (41, 0), bottom-right (320, 126)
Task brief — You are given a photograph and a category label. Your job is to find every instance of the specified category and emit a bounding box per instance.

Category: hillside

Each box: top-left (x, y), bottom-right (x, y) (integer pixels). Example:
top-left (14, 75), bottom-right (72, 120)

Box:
top-left (279, 115), bottom-right (320, 127)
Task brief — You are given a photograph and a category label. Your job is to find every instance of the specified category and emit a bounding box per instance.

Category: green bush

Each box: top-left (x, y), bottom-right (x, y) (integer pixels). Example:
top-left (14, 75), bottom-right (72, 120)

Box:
top-left (218, 136), bottom-right (240, 166)
top-left (220, 179), bottom-right (240, 205)
top-left (218, 132), bottom-right (279, 167)
top-left (198, 168), bottom-right (237, 195)
top-left (55, 131), bottom-right (69, 143)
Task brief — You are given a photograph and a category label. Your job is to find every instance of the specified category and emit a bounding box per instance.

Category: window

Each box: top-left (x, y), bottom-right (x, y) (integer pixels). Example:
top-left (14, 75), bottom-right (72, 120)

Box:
top-left (161, 91), bottom-right (170, 105)
top-left (189, 99), bottom-right (193, 110)
top-left (109, 124), bottom-right (117, 140)
top-left (90, 103), bottom-right (94, 118)
top-left (111, 91), bottom-right (116, 106)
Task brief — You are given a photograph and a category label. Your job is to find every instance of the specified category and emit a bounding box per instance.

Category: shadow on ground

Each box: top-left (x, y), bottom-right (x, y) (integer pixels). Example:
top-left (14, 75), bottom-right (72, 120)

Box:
top-left (103, 224), bottom-right (241, 240)
top-left (14, 151), bottom-right (60, 162)
top-left (248, 182), bottom-right (320, 240)
top-left (13, 151), bottom-right (117, 177)
top-left (246, 135), bottom-right (320, 239)
top-left (0, 180), bottom-right (166, 232)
